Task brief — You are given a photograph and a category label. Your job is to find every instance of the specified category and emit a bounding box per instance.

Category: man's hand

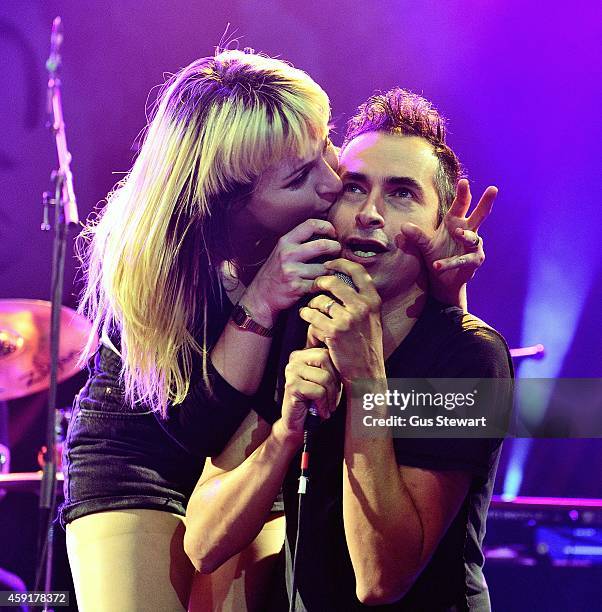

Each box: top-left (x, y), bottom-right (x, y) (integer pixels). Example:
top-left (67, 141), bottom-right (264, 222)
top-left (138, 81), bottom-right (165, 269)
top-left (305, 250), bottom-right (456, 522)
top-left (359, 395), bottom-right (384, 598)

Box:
top-left (281, 348), bottom-right (341, 440)
top-left (300, 259), bottom-right (385, 385)
top-left (398, 179), bottom-right (497, 305)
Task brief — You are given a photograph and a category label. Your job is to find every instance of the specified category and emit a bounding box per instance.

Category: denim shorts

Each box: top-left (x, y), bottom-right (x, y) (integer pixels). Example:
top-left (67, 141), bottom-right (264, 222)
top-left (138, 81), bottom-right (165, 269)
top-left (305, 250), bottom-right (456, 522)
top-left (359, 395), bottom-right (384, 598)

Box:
top-left (59, 345), bottom-right (204, 527)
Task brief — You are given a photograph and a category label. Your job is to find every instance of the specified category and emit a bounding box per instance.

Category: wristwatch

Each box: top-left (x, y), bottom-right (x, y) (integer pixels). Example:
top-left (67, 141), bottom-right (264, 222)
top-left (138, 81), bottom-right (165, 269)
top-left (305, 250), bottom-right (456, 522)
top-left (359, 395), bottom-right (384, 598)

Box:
top-left (231, 303), bottom-right (273, 337)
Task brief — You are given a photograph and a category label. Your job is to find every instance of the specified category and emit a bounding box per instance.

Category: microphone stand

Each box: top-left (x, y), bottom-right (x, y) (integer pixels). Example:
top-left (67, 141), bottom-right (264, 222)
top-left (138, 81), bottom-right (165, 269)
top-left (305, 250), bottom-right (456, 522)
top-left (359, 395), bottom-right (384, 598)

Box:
top-left (36, 17), bottom-right (79, 608)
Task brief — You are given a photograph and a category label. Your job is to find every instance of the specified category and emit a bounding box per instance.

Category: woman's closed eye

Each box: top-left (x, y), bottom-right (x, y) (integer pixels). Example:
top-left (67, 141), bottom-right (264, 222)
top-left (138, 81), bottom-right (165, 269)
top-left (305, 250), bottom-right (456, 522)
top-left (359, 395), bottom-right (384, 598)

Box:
top-left (286, 168), bottom-right (311, 190)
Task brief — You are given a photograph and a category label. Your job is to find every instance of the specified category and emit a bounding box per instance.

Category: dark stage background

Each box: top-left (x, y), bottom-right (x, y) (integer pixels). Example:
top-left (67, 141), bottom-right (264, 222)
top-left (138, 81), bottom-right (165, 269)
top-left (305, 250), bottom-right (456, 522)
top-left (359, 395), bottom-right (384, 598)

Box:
top-left (1, 1), bottom-right (601, 610)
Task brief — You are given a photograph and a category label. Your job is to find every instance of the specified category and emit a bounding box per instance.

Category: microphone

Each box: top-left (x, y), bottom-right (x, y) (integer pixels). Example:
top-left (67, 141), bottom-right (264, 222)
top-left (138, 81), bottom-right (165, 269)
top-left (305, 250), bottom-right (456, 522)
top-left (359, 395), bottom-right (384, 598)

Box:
top-left (298, 267), bottom-right (357, 496)
top-left (292, 244), bottom-right (359, 608)
top-left (45, 16), bottom-right (79, 227)
top-left (304, 256), bottom-right (356, 430)
top-left (304, 233), bottom-right (357, 290)
top-left (333, 270), bottom-right (356, 290)
top-left (46, 17), bottom-right (63, 76)
top-left (293, 235), bottom-right (357, 433)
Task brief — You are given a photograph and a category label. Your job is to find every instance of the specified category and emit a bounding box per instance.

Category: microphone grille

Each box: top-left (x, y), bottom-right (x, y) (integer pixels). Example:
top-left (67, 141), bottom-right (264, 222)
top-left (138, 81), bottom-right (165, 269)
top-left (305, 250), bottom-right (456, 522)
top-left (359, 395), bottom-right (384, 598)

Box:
top-left (334, 271), bottom-right (357, 290)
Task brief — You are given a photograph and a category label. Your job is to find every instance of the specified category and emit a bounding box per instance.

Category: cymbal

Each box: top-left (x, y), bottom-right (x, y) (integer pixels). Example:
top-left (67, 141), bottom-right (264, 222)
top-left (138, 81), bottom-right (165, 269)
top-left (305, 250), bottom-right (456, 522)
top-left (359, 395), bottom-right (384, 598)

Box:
top-left (0, 299), bottom-right (98, 401)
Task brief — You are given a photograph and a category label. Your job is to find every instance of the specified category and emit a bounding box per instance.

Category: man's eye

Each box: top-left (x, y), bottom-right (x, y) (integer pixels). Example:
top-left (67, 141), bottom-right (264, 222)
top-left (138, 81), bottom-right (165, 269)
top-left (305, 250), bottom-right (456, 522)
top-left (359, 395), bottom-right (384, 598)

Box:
top-left (392, 188), bottom-right (413, 199)
top-left (286, 169), bottom-right (310, 190)
top-left (342, 183), bottom-right (364, 194)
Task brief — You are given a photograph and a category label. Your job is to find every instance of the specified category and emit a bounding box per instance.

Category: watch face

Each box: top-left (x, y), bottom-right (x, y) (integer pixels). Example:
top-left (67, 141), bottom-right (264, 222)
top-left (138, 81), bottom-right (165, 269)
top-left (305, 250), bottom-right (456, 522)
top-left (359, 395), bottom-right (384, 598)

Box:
top-left (231, 304), bottom-right (272, 337)
top-left (232, 304), bottom-right (250, 326)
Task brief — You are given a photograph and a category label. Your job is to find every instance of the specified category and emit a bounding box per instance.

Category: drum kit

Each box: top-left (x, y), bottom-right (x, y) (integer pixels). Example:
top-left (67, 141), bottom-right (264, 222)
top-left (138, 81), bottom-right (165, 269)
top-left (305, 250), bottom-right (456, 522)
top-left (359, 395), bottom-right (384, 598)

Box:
top-left (0, 298), bottom-right (97, 493)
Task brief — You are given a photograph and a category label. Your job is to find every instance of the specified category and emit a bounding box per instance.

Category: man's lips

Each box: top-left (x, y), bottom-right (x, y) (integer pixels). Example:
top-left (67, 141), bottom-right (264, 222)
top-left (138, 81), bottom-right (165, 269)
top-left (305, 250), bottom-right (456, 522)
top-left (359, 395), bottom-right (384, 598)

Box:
top-left (343, 237), bottom-right (390, 263)
top-left (344, 237), bottom-right (389, 252)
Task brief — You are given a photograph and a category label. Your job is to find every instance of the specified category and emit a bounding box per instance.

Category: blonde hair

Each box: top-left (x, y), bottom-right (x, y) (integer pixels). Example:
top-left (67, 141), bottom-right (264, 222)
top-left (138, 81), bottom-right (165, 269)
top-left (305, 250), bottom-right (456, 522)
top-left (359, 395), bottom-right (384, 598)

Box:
top-left (77, 50), bottom-right (330, 415)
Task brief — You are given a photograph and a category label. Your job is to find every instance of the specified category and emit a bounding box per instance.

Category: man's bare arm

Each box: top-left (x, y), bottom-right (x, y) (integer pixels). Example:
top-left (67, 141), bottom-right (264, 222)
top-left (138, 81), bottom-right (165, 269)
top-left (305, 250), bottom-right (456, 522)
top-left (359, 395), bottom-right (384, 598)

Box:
top-left (342, 389), bottom-right (471, 604)
top-left (184, 347), bottom-right (339, 573)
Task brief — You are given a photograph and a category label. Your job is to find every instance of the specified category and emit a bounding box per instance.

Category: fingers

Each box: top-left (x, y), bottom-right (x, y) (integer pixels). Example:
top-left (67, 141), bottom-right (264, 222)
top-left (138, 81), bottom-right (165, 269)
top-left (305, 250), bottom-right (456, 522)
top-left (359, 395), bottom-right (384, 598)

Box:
top-left (307, 294), bottom-right (343, 318)
top-left (299, 307), bottom-right (338, 342)
top-left (467, 186), bottom-right (497, 231)
top-left (277, 224), bottom-right (341, 276)
top-left (249, 221), bottom-right (342, 317)
top-left (305, 330), bottom-right (322, 348)
top-left (290, 346), bottom-right (333, 368)
top-left (270, 277), bottom-right (315, 295)
top-left (286, 377), bottom-right (331, 420)
top-left (446, 180), bottom-right (497, 231)
top-left (302, 259), bottom-right (380, 345)
top-left (432, 251), bottom-right (484, 273)
top-left (294, 237), bottom-right (341, 263)
top-left (284, 218), bottom-right (337, 243)
top-left (453, 228), bottom-right (482, 251)
top-left (447, 178), bottom-right (471, 219)
top-left (311, 278), bottom-right (358, 308)
top-left (321, 259), bottom-right (380, 303)
top-left (287, 261), bottom-right (336, 280)
top-left (397, 222), bottom-right (433, 254)
top-left (286, 349), bottom-right (339, 419)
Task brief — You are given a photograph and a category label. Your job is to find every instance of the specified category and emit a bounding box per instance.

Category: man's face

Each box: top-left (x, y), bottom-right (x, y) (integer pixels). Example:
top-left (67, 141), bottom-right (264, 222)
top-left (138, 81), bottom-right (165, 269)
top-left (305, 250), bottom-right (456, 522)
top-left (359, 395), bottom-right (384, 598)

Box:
top-left (329, 132), bottom-right (439, 300)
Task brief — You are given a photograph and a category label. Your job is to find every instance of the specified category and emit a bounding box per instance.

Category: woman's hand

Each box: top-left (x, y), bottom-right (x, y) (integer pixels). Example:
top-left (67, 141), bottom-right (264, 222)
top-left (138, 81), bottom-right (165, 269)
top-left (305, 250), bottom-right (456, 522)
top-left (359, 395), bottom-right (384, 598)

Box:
top-left (300, 259), bottom-right (385, 385)
top-left (281, 347), bottom-right (341, 440)
top-left (398, 179), bottom-right (497, 307)
top-left (242, 218), bottom-right (341, 327)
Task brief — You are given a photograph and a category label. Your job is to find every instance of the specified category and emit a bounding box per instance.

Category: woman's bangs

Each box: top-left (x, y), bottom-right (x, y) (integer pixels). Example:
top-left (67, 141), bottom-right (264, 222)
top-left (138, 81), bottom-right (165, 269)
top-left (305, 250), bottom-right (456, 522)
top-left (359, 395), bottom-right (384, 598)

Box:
top-left (238, 105), bottom-right (329, 182)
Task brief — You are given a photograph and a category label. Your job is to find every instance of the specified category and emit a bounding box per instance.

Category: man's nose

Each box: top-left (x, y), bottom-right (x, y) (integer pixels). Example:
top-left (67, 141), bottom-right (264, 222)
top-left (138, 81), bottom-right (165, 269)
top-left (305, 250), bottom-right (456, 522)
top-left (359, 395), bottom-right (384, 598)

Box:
top-left (356, 195), bottom-right (385, 228)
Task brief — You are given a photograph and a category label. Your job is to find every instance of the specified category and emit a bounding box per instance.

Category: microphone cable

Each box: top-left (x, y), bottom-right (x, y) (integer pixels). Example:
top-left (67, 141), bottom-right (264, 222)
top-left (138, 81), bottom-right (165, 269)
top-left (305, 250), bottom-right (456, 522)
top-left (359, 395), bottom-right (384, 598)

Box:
top-left (287, 254), bottom-right (356, 610)
top-left (288, 404), bottom-right (320, 612)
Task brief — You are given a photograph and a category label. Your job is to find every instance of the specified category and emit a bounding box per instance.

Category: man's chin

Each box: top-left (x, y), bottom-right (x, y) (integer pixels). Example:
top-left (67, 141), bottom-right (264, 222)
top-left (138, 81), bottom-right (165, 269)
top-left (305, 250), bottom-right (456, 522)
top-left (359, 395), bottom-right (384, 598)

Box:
top-left (371, 265), bottom-right (425, 302)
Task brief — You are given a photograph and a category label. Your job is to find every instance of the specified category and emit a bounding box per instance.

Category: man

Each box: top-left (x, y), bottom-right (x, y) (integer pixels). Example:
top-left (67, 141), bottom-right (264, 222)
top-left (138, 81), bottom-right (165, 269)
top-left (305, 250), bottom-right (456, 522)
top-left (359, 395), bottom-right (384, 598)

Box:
top-left (184, 89), bottom-right (513, 611)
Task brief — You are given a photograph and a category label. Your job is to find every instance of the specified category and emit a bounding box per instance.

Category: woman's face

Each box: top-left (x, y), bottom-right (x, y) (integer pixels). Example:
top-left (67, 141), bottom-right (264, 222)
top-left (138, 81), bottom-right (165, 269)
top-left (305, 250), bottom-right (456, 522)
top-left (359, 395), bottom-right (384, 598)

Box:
top-left (243, 138), bottom-right (342, 235)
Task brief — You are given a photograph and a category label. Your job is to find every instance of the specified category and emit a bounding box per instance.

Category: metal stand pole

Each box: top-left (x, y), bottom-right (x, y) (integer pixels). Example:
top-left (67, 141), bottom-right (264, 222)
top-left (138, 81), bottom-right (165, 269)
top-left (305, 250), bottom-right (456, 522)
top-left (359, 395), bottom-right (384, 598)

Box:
top-left (34, 18), bottom-right (80, 611)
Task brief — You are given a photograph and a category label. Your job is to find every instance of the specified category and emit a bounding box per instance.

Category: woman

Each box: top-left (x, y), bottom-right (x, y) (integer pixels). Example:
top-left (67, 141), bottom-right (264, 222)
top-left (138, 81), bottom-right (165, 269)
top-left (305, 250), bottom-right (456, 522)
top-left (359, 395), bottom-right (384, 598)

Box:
top-left (61, 49), bottom-right (488, 611)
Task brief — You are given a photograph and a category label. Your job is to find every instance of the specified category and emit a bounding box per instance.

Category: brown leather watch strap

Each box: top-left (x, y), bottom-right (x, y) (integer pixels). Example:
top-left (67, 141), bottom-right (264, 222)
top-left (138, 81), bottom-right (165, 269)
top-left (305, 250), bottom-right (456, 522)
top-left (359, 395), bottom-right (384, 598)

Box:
top-left (231, 303), bottom-right (273, 337)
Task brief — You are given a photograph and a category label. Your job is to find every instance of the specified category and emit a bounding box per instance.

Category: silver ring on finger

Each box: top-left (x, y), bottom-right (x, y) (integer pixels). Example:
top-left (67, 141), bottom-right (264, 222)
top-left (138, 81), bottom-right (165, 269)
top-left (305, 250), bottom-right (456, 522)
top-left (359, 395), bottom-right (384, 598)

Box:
top-left (324, 299), bottom-right (336, 316)
top-left (472, 234), bottom-right (481, 249)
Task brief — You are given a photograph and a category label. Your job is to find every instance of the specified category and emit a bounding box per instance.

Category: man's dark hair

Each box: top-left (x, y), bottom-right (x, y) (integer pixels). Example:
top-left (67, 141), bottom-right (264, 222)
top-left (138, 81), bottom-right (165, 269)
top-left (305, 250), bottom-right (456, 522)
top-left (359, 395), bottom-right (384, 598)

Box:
top-left (342, 88), bottom-right (463, 224)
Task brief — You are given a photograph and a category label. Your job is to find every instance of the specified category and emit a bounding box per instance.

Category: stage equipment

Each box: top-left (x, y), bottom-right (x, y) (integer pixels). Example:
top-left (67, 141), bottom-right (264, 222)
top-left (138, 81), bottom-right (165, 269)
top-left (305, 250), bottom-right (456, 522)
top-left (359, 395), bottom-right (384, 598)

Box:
top-left (486, 496), bottom-right (602, 566)
top-left (0, 472), bottom-right (65, 495)
top-left (34, 16), bottom-right (82, 608)
top-left (509, 344), bottom-right (545, 361)
top-left (0, 300), bottom-right (95, 401)
top-left (485, 496), bottom-right (602, 611)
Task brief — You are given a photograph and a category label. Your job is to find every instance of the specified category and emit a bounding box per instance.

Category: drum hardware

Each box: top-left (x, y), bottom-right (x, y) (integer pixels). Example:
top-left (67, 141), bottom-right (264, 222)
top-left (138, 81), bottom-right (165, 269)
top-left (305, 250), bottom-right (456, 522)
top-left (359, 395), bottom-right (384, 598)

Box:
top-left (37, 408), bottom-right (71, 473)
top-left (0, 443), bottom-right (9, 503)
top-left (0, 300), bottom-right (96, 402)
top-left (0, 471), bottom-right (64, 495)
top-left (0, 445), bottom-right (9, 474)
